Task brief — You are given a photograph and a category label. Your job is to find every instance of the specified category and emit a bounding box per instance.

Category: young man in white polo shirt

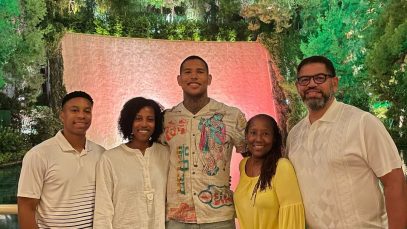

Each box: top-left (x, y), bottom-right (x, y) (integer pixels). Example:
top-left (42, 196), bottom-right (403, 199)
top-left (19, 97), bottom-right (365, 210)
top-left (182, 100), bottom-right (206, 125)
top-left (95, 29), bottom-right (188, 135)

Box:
top-left (164, 56), bottom-right (247, 228)
top-left (287, 56), bottom-right (407, 228)
top-left (17, 91), bottom-right (105, 229)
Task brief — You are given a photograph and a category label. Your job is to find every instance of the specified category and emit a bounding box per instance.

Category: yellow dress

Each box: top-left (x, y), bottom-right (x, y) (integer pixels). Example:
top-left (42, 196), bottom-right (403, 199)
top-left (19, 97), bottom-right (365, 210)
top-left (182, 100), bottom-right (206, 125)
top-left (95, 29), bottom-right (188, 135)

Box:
top-left (234, 158), bottom-right (305, 229)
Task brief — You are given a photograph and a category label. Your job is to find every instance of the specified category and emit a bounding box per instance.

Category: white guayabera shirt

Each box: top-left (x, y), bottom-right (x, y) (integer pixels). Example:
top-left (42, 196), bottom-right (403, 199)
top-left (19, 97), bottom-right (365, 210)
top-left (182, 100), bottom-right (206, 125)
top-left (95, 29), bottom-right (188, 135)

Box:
top-left (287, 99), bottom-right (402, 229)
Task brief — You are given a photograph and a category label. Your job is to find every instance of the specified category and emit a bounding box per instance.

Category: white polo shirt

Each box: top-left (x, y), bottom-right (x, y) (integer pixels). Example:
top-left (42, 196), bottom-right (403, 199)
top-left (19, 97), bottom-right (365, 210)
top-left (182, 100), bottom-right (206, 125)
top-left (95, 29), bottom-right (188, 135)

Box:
top-left (287, 99), bottom-right (402, 228)
top-left (17, 131), bottom-right (105, 229)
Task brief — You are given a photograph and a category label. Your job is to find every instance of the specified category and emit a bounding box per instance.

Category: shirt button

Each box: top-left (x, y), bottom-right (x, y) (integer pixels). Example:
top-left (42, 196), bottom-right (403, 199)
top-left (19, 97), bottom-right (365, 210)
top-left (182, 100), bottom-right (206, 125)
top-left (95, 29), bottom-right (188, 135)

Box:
top-left (192, 171), bottom-right (195, 175)
top-left (192, 134), bottom-right (195, 136)
top-left (194, 192), bottom-right (197, 195)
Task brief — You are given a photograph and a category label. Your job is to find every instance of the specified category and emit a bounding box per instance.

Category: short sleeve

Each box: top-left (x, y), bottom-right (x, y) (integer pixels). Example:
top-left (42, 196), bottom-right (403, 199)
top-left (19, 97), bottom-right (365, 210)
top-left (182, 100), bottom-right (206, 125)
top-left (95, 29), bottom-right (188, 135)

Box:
top-left (17, 149), bottom-right (47, 199)
top-left (274, 158), bottom-right (305, 229)
top-left (231, 110), bottom-right (247, 153)
top-left (362, 113), bottom-right (402, 177)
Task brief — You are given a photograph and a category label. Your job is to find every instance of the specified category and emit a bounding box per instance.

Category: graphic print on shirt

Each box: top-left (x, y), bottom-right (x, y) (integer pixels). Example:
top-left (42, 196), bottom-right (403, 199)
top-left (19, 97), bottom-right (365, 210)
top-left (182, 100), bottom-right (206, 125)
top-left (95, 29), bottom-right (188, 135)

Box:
top-left (165, 118), bottom-right (188, 142)
top-left (177, 145), bottom-right (189, 194)
top-left (167, 202), bottom-right (197, 223)
top-left (198, 113), bottom-right (227, 176)
top-left (235, 112), bottom-right (247, 153)
top-left (198, 185), bottom-right (233, 209)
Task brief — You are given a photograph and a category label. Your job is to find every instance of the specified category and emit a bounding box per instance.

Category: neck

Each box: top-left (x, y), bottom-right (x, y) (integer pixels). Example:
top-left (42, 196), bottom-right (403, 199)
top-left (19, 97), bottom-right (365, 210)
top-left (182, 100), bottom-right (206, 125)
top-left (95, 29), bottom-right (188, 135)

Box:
top-left (127, 140), bottom-right (151, 155)
top-left (246, 156), bottom-right (264, 177)
top-left (183, 95), bottom-right (210, 114)
top-left (250, 156), bottom-right (264, 165)
top-left (62, 130), bottom-right (86, 153)
top-left (308, 98), bottom-right (334, 124)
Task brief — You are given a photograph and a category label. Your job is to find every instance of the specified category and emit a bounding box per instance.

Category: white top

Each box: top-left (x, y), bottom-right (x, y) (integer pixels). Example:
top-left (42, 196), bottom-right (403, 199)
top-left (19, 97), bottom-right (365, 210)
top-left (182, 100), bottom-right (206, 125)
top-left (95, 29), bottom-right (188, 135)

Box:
top-left (163, 98), bottom-right (247, 224)
top-left (17, 131), bottom-right (105, 229)
top-left (93, 143), bottom-right (170, 229)
top-left (287, 99), bottom-right (403, 229)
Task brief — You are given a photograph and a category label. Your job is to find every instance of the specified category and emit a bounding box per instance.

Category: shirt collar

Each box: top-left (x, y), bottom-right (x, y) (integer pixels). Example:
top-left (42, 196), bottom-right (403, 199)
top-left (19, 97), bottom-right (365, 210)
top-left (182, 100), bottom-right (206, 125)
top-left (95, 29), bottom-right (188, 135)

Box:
top-left (318, 99), bottom-right (340, 123)
top-left (172, 98), bottom-right (216, 115)
top-left (56, 130), bottom-right (91, 154)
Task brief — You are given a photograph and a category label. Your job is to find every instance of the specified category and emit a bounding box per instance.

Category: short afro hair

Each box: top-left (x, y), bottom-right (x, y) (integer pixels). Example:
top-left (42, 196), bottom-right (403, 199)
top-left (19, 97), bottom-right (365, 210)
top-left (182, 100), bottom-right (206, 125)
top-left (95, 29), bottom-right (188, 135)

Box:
top-left (118, 97), bottom-right (164, 143)
top-left (62, 91), bottom-right (93, 108)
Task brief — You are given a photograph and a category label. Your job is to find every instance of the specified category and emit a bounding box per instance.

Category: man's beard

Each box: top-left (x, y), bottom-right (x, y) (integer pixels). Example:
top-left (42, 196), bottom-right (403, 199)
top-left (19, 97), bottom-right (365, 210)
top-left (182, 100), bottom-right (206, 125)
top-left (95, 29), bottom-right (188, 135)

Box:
top-left (302, 86), bottom-right (334, 111)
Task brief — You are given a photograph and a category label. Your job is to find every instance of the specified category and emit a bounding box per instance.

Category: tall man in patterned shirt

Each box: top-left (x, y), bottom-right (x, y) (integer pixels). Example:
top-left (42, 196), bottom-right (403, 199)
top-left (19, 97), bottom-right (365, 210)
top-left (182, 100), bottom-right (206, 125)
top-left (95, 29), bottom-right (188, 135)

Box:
top-left (287, 56), bottom-right (407, 228)
top-left (17, 91), bottom-right (105, 229)
top-left (164, 55), bottom-right (247, 228)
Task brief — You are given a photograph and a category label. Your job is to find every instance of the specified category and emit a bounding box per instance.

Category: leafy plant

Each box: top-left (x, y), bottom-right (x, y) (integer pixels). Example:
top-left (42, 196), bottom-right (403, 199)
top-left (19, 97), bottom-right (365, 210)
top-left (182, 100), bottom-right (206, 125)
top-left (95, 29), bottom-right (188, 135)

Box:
top-left (28, 106), bottom-right (62, 146)
top-left (0, 127), bottom-right (29, 165)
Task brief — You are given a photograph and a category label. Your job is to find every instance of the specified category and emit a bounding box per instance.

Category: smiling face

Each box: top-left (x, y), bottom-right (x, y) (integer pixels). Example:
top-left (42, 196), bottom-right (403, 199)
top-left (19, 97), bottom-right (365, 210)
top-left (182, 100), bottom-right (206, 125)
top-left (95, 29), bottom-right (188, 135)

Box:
top-left (60, 97), bottom-right (93, 137)
top-left (131, 106), bottom-right (155, 144)
top-left (246, 117), bottom-right (274, 159)
top-left (296, 62), bottom-right (338, 111)
top-left (177, 58), bottom-right (212, 99)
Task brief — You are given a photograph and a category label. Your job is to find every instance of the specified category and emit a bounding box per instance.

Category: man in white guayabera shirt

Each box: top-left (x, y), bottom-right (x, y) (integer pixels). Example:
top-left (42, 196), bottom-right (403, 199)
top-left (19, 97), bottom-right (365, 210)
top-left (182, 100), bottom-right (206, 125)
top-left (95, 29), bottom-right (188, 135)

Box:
top-left (17, 91), bottom-right (105, 229)
top-left (287, 56), bottom-right (407, 229)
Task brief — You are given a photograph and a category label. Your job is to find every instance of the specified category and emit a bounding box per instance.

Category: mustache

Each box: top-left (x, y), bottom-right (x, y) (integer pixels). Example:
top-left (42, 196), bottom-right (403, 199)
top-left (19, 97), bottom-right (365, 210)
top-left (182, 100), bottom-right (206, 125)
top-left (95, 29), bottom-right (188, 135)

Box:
top-left (305, 88), bottom-right (321, 94)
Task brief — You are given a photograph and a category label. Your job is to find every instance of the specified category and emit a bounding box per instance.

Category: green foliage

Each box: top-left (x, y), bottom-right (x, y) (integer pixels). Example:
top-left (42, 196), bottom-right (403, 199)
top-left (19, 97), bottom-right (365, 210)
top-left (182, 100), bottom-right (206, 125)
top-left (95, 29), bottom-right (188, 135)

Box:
top-left (366, 0), bottom-right (407, 146)
top-left (281, 82), bottom-right (307, 131)
top-left (0, 0), bottom-right (21, 89)
top-left (2, 0), bottom-right (47, 105)
top-left (0, 126), bottom-right (29, 164)
top-left (299, 0), bottom-right (381, 112)
top-left (28, 106), bottom-right (62, 146)
top-left (93, 12), bottom-right (249, 41)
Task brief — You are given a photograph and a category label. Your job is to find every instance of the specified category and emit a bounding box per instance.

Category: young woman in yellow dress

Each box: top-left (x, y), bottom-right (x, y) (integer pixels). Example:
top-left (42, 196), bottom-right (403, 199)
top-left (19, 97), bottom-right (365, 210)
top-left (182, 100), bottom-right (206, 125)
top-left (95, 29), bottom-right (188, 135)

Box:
top-left (234, 114), bottom-right (305, 229)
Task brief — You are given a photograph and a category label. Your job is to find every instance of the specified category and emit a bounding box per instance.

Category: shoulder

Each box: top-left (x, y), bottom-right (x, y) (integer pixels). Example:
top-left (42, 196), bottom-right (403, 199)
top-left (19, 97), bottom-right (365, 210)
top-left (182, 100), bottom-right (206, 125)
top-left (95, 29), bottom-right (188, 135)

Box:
top-left (24, 136), bottom-right (59, 159)
top-left (210, 99), bottom-right (246, 129)
top-left (339, 102), bottom-right (370, 119)
top-left (211, 99), bottom-right (244, 115)
top-left (164, 102), bottom-right (183, 114)
top-left (153, 142), bottom-right (170, 153)
top-left (239, 157), bottom-right (248, 168)
top-left (276, 158), bottom-right (295, 173)
top-left (340, 102), bottom-right (383, 126)
top-left (102, 145), bottom-right (125, 157)
top-left (87, 140), bottom-right (106, 154)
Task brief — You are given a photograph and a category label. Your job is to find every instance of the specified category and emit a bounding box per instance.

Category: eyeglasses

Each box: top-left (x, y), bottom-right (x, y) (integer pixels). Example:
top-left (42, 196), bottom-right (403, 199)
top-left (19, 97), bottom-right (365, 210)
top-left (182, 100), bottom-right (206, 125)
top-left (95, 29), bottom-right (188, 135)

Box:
top-left (296, 73), bottom-right (333, 86)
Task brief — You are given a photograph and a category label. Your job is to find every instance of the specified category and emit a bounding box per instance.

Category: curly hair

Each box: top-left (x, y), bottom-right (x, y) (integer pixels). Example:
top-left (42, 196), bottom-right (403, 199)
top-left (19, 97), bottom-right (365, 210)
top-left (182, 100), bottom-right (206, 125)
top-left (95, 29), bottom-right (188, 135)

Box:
top-left (245, 114), bottom-right (283, 201)
top-left (118, 97), bottom-right (164, 143)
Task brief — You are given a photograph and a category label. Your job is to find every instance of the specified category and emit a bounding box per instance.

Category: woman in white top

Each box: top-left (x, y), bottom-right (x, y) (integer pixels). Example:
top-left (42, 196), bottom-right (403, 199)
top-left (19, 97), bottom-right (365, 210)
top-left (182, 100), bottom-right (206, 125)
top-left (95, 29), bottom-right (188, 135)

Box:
top-left (93, 97), bottom-right (170, 229)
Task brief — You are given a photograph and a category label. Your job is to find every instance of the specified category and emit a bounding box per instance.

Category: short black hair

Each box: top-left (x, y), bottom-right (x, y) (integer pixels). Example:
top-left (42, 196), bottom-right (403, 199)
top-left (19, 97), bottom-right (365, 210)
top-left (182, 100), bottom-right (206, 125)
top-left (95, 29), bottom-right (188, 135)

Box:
top-left (297, 56), bottom-right (336, 76)
top-left (118, 97), bottom-right (164, 143)
top-left (61, 91), bottom-right (93, 107)
top-left (180, 55), bottom-right (209, 73)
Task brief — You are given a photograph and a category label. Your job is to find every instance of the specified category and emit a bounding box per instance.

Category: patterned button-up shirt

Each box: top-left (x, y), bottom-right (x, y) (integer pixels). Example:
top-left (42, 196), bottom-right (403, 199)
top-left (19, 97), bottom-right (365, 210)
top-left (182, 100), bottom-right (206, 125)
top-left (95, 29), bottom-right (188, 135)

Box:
top-left (163, 99), bottom-right (246, 224)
